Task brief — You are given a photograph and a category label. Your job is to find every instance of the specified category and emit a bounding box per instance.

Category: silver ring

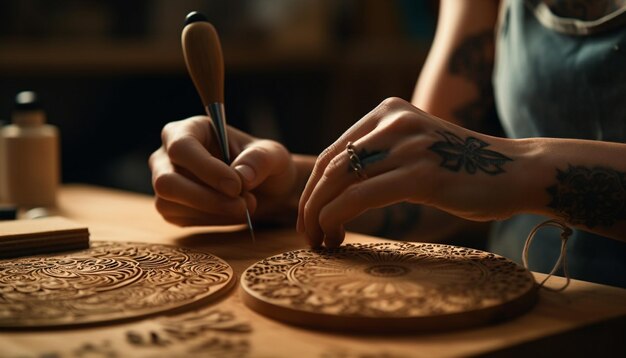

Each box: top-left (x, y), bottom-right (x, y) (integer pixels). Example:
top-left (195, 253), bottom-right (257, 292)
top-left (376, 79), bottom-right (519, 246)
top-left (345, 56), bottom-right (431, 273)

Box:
top-left (346, 142), bottom-right (368, 180)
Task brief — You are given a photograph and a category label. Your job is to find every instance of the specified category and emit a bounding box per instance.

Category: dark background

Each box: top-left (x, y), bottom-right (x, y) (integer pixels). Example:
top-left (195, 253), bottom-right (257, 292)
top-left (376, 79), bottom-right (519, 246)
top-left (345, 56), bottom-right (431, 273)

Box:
top-left (0, 0), bottom-right (438, 194)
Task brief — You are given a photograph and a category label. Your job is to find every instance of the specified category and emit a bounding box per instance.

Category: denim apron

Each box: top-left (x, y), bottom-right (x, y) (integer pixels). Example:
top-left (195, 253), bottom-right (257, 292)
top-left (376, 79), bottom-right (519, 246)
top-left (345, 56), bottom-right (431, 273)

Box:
top-left (490, 0), bottom-right (626, 287)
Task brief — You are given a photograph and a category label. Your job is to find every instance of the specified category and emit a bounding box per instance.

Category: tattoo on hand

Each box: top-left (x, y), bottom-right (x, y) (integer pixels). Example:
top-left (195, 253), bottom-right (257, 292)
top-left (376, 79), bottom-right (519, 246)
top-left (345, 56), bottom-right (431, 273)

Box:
top-left (429, 131), bottom-right (512, 175)
top-left (547, 165), bottom-right (626, 228)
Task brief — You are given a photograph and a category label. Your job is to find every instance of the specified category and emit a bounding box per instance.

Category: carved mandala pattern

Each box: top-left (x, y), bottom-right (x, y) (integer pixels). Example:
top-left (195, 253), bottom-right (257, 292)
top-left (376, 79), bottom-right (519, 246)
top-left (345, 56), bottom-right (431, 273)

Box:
top-left (241, 242), bottom-right (536, 331)
top-left (0, 241), bottom-right (234, 328)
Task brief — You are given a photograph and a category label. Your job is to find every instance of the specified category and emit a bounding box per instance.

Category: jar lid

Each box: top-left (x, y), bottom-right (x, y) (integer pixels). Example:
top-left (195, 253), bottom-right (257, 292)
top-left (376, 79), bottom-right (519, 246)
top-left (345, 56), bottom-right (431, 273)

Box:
top-left (14, 91), bottom-right (42, 111)
top-left (0, 205), bottom-right (17, 220)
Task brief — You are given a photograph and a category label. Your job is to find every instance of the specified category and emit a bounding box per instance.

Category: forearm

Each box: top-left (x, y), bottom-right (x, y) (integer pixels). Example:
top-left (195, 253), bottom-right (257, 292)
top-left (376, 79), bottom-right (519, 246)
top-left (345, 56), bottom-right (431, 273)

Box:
top-left (510, 137), bottom-right (626, 241)
top-left (413, 0), bottom-right (499, 129)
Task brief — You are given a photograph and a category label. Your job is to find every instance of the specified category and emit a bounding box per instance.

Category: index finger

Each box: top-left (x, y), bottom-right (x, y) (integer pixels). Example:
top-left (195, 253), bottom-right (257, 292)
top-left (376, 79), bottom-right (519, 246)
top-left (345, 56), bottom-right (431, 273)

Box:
top-left (162, 116), bottom-right (242, 197)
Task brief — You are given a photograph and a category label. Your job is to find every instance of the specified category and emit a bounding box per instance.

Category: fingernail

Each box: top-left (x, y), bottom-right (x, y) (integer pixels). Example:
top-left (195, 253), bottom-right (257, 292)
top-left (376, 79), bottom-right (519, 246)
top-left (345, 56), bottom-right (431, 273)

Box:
top-left (235, 164), bottom-right (256, 183)
top-left (219, 178), bottom-right (240, 197)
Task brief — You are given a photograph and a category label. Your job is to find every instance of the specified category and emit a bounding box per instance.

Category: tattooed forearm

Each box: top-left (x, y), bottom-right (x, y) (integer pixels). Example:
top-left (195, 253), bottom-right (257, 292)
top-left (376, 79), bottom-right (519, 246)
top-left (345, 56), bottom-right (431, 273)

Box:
top-left (448, 30), bottom-right (495, 129)
top-left (429, 131), bottom-right (512, 175)
top-left (547, 165), bottom-right (626, 228)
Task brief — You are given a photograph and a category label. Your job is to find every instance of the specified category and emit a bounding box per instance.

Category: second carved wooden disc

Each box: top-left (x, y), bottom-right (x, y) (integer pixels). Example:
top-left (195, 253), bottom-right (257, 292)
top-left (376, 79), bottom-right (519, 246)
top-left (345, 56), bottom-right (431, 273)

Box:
top-left (241, 242), bottom-right (537, 332)
top-left (0, 241), bottom-right (235, 328)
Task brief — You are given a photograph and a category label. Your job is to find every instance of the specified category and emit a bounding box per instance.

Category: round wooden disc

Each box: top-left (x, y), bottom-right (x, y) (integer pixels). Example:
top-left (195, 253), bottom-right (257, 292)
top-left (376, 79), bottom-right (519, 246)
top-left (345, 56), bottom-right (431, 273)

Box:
top-left (0, 241), bottom-right (234, 328)
top-left (241, 242), bottom-right (537, 332)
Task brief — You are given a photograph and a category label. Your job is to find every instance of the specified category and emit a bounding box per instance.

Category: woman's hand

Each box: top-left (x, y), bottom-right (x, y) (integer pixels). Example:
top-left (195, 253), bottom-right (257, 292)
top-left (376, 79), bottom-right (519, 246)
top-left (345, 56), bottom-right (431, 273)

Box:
top-left (149, 116), bottom-right (298, 226)
top-left (298, 97), bottom-right (524, 248)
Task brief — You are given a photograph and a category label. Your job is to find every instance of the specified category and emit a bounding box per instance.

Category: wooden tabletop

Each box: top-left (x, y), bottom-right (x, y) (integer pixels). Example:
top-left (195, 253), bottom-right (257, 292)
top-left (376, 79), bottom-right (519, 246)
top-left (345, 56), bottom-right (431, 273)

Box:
top-left (1, 185), bottom-right (625, 357)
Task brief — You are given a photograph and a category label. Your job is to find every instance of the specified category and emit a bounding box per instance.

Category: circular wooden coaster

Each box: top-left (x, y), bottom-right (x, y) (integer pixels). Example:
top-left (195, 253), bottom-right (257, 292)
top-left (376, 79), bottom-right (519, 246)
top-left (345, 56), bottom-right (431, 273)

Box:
top-left (0, 241), bottom-right (234, 328)
top-left (241, 242), bottom-right (537, 332)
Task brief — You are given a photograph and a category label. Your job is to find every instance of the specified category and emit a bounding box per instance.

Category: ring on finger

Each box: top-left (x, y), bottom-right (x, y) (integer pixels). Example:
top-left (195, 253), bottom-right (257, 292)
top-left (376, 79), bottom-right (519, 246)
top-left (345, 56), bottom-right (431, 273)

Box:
top-left (346, 142), bottom-right (368, 180)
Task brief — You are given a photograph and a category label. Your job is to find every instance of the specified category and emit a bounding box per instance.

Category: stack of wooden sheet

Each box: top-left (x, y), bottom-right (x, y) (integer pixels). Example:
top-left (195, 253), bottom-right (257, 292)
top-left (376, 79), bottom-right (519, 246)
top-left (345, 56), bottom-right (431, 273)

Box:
top-left (0, 216), bottom-right (89, 258)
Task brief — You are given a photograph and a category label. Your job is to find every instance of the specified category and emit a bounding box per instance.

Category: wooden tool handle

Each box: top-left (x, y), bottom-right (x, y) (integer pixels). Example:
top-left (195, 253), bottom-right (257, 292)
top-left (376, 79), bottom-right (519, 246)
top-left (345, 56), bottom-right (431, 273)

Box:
top-left (181, 12), bottom-right (224, 104)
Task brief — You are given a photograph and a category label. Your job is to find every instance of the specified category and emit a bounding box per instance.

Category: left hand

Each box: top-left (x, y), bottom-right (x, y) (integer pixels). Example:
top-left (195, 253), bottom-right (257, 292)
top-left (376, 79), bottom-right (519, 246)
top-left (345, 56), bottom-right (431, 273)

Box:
top-left (297, 97), bottom-right (519, 248)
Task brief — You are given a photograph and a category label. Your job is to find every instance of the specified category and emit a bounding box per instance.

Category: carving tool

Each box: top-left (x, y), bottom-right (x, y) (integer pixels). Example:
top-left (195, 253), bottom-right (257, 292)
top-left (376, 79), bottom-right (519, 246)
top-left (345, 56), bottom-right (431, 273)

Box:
top-left (182, 11), bottom-right (255, 242)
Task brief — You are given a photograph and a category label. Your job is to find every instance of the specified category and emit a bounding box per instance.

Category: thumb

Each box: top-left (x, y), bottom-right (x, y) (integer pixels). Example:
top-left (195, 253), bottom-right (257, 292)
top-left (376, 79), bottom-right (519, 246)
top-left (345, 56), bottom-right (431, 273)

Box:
top-left (231, 140), bottom-right (291, 192)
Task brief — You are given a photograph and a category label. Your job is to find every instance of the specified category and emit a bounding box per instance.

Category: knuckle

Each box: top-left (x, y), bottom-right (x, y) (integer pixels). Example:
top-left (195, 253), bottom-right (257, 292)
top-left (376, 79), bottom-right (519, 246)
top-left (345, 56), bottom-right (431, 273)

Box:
top-left (319, 142), bottom-right (339, 165)
top-left (148, 149), bottom-right (160, 170)
top-left (162, 121), bottom-right (176, 133)
top-left (380, 97), bottom-right (406, 110)
top-left (258, 139), bottom-right (284, 153)
top-left (153, 172), bottom-right (177, 198)
top-left (323, 155), bottom-right (345, 180)
top-left (257, 139), bottom-right (290, 162)
top-left (312, 143), bottom-right (339, 178)
top-left (384, 111), bottom-right (420, 133)
top-left (166, 135), bottom-right (193, 161)
top-left (247, 145), bottom-right (271, 165)
top-left (161, 121), bottom-right (178, 144)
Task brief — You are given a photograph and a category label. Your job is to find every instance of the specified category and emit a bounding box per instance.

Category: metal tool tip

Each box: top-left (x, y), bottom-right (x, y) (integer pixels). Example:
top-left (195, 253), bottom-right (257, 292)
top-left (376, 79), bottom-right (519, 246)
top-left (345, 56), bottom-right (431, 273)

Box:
top-left (184, 11), bottom-right (208, 25)
top-left (244, 209), bottom-right (256, 243)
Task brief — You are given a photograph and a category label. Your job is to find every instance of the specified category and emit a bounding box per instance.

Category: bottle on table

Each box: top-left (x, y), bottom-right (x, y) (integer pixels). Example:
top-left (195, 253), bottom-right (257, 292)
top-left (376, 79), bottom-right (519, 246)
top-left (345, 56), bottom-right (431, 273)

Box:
top-left (0, 91), bottom-right (60, 208)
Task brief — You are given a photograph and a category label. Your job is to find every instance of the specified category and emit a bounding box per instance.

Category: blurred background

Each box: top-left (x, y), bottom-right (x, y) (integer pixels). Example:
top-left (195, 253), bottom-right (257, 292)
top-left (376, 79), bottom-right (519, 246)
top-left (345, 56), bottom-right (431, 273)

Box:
top-left (0, 0), bottom-right (438, 194)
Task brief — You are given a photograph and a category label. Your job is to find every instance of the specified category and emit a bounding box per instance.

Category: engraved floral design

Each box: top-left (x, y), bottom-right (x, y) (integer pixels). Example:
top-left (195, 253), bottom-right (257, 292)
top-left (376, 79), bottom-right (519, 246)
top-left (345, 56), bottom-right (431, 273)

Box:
top-left (242, 242), bottom-right (535, 321)
top-left (0, 241), bottom-right (233, 328)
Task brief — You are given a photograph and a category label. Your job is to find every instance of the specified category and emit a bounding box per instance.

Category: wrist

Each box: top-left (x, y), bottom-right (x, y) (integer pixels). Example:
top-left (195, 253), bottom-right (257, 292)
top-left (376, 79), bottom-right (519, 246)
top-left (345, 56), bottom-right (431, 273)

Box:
top-left (506, 137), bottom-right (553, 217)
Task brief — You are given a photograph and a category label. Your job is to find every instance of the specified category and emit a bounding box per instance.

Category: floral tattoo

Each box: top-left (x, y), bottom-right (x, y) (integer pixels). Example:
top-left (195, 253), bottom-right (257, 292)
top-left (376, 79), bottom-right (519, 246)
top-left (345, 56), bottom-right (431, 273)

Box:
top-left (429, 131), bottom-right (512, 175)
top-left (547, 165), bottom-right (626, 228)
